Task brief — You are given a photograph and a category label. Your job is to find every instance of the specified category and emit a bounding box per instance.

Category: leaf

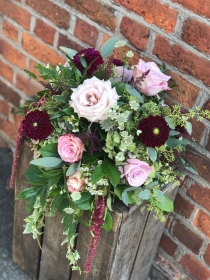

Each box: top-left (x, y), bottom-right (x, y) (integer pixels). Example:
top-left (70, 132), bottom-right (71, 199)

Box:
top-left (185, 166), bottom-right (198, 175)
top-left (16, 187), bottom-right (40, 200)
top-left (150, 195), bottom-right (174, 213)
top-left (115, 83), bottom-right (126, 95)
top-left (40, 186), bottom-right (48, 208)
top-left (59, 46), bottom-right (77, 58)
top-left (101, 161), bottom-right (120, 187)
top-left (154, 190), bottom-right (165, 204)
top-left (53, 95), bottom-right (68, 104)
top-left (101, 38), bottom-right (117, 58)
top-left (91, 165), bottom-right (105, 184)
top-left (50, 111), bottom-right (63, 120)
top-left (82, 151), bottom-right (103, 163)
top-left (67, 222), bottom-right (78, 240)
top-left (138, 189), bottom-right (151, 200)
top-left (102, 212), bottom-right (113, 232)
top-left (125, 84), bottom-right (144, 103)
top-left (25, 165), bottom-right (42, 181)
top-left (74, 215), bottom-right (89, 226)
top-left (169, 130), bottom-right (180, 136)
top-left (66, 161), bottom-right (81, 176)
top-left (73, 192), bottom-right (94, 210)
top-left (51, 194), bottom-right (65, 211)
top-left (48, 174), bottom-right (62, 187)
top-left (185, 158), bottom-right (198, 175)
top-left (62, 107), bottom-right (75, 116)
top-left (166, 138), bottom-right (182, 148)
top-left (63, 214), bottom-right (73, 231)
top-left (30, 157), bottom-right (62, 168)
top-left (185, 122), bottom-right (192, 135)
top-left (26, 195), bottom-right (37, 213)
top-left (122, 191), bottom-right (128, 206)
top-left (79, 55), bottom-right (87, 68)
top-left (165, 117), bottom-right (175, 129)
top-left (148, 147), bottom-right (157, 162)
top-left (24, 69), bottom-right (37, 80)
top-left (39, 143), bottom-right (59, 157)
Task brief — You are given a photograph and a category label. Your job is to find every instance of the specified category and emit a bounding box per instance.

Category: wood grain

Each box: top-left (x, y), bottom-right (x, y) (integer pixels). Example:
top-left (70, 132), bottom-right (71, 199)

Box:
top-left (12, 140), bottom-right (41, 280)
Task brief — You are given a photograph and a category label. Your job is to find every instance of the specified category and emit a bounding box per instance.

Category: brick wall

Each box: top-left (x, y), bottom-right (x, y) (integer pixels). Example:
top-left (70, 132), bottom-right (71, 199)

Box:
top-left (0, 0), bottom-right (210, 279)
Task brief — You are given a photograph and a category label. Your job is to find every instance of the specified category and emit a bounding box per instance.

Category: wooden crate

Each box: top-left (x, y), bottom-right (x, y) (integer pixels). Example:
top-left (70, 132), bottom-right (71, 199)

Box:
top-left (13, 141), bottom-right (178, 280)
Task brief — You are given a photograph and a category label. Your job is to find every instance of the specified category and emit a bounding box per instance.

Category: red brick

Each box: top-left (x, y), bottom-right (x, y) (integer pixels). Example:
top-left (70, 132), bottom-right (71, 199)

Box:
top-left (153, 35), bottom-right (210, 87)
top-left (182, 19), bottom-right (210, 54)
top-left (0, 59), bottom-right (13, 83)
top-left (172, 0), bottom-right (210, 18)
top-left (0, 81), bottom-right (20, 106)
top-left (114, 0), bottom-right (177, 33)
top-left (74, 19), bottom-right (99, 47)
top-left (187, 147), bottom-right (210, 182)
top-left (2, 20), bottom-right (19, 43)
top-left (204, 244), bottom-right (210, 266)
top-left (172, 219), bottom-right (203, 254)
top-left (0, 100), bottom-right (9, 116)
top-left (16, 73), bottom-right (43, 96)
top-left (0, 118), bottom-right (18, 142)
top-left (26, 0), bottom-right (70, 29)
top-left (159, 233), bottom-right (178, 256)
top-left (154, 253), bottom-right (181, 279)
top-left (58, 34), bottom-right (83, 52)
top-left (194, 210), bottom-right (210, 238)
top-left (120, 16), bottom-right (149, 51)
top-left (22, 32), bottom-right (66, 65)
top-left (0, 136), bottom-right (9, 148)
top-left (188, 184), bottom-right (210, 212)
top-left (179, 254), bottom-right (210, 280)
top-left (0, 0), bottom-right (31, 30)
top-left (167, 71), bottom-right (199, 108)
top-left (65, 0), bottom-right (116, 31)
top-left (34, 19), bottom-right (56, 46)
top-left (0, 39), bottom-right (26, 69)
top-left (174, 192), bottom-right (195, 219)
top-left (190, 118), bottom-right (206, 143)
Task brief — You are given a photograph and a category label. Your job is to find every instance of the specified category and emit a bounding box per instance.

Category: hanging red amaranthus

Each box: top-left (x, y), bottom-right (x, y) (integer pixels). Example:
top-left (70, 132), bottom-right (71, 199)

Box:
top-left (84, 195), bottom-right (107, 272)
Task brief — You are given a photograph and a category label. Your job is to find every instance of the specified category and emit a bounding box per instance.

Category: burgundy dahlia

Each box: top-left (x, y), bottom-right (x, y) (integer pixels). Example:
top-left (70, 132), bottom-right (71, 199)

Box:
top-left (113, 59), bottom-right (124, 66)
top-left (73, 48), bottom-right (103, 76)
top-left (138, 115), bottom-right (170, 148)
top-left (22, 110), bottom-right (52, 140)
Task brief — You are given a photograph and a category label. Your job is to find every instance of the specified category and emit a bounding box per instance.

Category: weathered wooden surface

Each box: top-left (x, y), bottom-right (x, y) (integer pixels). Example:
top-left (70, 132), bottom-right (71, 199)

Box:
top-left (38, 214), bottom-right (71, 280)
top-left (13, 141), bottom-right (178, 280)
top-left (13, 141), bottom-right (41, 280)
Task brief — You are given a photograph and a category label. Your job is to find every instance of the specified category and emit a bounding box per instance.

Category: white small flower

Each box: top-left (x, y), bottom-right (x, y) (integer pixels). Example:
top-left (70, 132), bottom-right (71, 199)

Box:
top-left (136, 130), bottom-right (142, 136)
top-left (129, 100), bottom-right (140, 111)
top-left (121, 131), bottom-right (128, 138)
top-left (64, 207), bottom-right (74, 214)
top-left (126, 51), bottom-right (134, 57)
top-left (115, 40), bottom-right (126, 48)
top-left (70, 192), bottom-right (81, 201)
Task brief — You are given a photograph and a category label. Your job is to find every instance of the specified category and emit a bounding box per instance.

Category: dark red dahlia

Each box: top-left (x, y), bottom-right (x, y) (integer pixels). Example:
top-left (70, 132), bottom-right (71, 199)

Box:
top-left (22, 110), bottom-right (52, 140)
top-left (113, 59), bottom-right (124, 66)
top-left (138, 115), bottom-right (170, 148)
top-left (175, 125), bottom-right (189, 139)
top-left (73, 48), bottom-right (103, 76)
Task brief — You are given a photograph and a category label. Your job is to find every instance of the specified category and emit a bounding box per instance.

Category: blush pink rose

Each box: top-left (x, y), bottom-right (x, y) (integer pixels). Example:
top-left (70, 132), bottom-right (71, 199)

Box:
top-left (113, 67), bottom-right (133, 83)
top-left (58, 134), bottom-right (84, 163)
top-left (67, 170), bottom-right (85, 193)
top-left (70, 76), bottom-right (119, 122)
top-left (133, 59), bottom-right (171, 96)
top-left (119, 158), bottom-right (152, 187)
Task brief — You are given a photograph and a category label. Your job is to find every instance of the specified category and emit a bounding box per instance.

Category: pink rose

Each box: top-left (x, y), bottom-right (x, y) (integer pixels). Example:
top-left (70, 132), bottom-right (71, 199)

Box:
top-left (113, 67), bottom-right (133, 83)
top-left (133, 59), bottom-right (171, 96)
top-left (119, 158), bottom-right (152, 187)
top-left (67, 170), bottom-right (85, 193)
top-left (58, 134), bottom-right (84, 163)
top-left (70, 76), bottom-right (119, 122)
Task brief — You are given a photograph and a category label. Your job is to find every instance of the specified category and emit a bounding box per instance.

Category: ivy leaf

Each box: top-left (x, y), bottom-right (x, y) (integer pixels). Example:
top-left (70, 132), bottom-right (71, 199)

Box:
top-left (30, 157), bottom-right (62, 168)
top-left (63, 214), bottom-right (73, 231)
top-left (101, 161), bottom-right (120, 187)
top-left (40, 186), bottom-right (48, 208)
top-left (148, 147), bottom-right (157, 162)
top-left (102, 212), bottom-right (113, 232)
top-left (91, 165), bottom-right (105, 184)
top-left (101, 38), bottom-right (117, 58)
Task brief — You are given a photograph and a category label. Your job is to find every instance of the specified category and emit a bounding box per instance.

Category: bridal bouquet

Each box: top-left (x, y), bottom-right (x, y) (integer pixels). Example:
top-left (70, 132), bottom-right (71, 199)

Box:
top-left (11, 38), bottom-right (210, 272)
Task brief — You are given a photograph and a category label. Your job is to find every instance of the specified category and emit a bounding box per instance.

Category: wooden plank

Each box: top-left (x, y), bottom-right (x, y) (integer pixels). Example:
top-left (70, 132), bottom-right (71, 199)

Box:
top-left (130, 185), bottom-right (178, 280)
top-left (12, 140), bottom-right (41, 280)
top-left (38, 213), bottom-right (71, 280)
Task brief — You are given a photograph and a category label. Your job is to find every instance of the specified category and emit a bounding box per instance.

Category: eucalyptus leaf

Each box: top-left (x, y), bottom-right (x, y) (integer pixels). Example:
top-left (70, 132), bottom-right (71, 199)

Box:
top-left (122, 191), bottom-right (128, 206)
top-left (165, 117), bottom-right (175, 129)
top-left (125, 84), bottom-right (144, 103)
top-left (101, 38), bottom-right (117, 58)
top-left (185, 122), bottom-right (192, 135)
top-left (30, 157), bottom-right (62, 168)
top-left (148, 147), bottom-right (157, 162)
top-left (59, 46), bottom-right (77, 58)
top-left (138, 189), bottom-right (151, 200)
top-left (66, 161), bottom-right (81, 176)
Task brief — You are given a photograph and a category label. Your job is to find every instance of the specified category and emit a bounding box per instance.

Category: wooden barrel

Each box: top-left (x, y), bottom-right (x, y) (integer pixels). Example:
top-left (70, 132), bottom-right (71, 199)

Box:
top-left (13, 141), bottom-right (177, 280)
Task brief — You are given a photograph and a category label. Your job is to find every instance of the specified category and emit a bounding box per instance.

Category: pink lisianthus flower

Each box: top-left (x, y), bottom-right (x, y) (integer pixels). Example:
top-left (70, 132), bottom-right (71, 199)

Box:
top-left (113, 66), bottom-right (133, 83)
top-left (119, 158), bottom-right (152, 187)
top-left (58, 134), bottom-right (84, 163)
top-left (67, 170), bottom-right (85, 193)
top-left (133, 59), bottom-right (171, 96)
top-left (70, 76), bottom-right (119, 122)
